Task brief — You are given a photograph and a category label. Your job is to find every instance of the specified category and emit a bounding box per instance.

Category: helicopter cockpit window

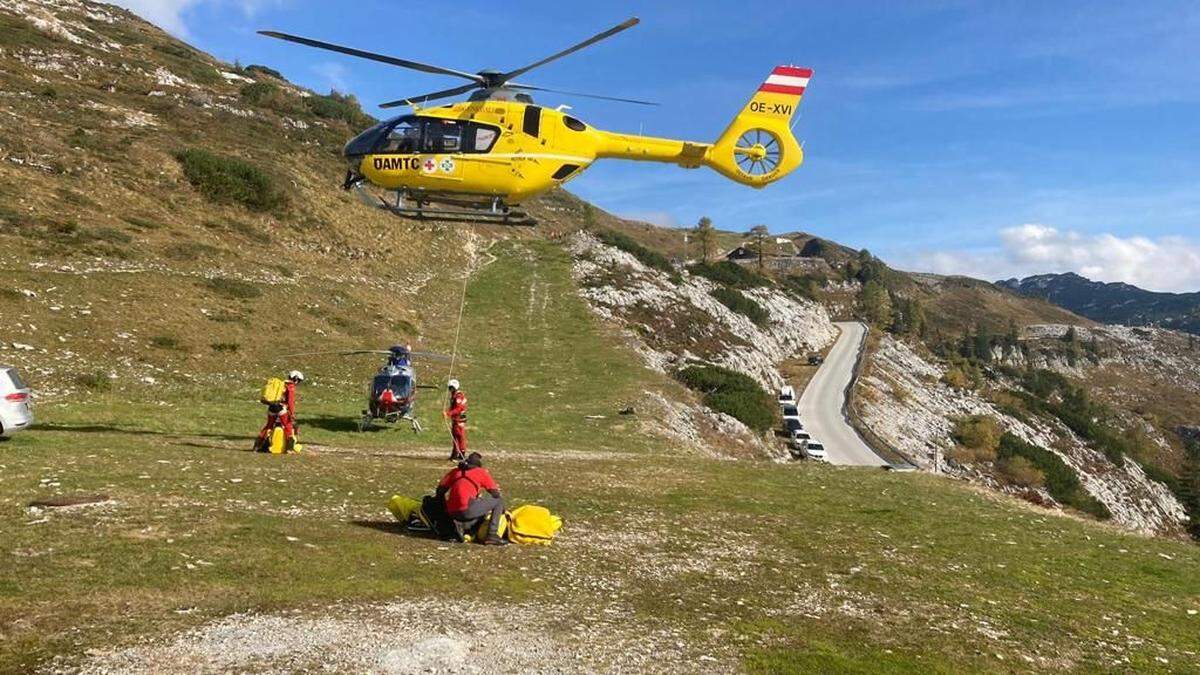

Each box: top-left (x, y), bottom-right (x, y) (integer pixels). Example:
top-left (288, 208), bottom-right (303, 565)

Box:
top-left (379, 118), bottom-right (421, 153)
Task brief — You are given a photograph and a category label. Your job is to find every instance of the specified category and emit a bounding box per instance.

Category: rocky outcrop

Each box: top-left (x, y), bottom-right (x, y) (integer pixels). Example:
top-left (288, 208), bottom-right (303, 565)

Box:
top-left (567, 233), bottom-right (836, 459)
top-left (568, 233), bottom-right (836, 390)
top-left (857, 336), bottom-right (1187, 536)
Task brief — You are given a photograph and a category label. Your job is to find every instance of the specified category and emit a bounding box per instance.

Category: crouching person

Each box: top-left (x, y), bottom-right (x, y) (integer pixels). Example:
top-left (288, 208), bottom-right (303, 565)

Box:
top-left (436, 452), bottom-right (507, 546)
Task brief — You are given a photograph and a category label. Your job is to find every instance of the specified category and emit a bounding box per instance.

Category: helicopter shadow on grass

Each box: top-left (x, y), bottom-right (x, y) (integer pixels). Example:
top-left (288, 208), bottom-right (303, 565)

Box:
top-left (303, 415), bottom-right (386, 434)
top-left (33, 422), bottom-right (248, 442)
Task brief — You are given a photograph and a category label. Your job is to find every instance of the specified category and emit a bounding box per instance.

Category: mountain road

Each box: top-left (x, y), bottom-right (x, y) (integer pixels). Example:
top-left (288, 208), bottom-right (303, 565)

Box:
top-left (796, 321), bottom-right (888, 466)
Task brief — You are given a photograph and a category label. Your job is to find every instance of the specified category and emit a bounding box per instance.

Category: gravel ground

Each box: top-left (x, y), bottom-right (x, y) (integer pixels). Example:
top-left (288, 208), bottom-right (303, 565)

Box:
top-left (59, 598), bottom-right (735, 674)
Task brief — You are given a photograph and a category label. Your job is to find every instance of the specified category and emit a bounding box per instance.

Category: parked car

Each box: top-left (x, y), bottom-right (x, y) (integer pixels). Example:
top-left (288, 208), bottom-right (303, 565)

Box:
top-left (777, 385), bottom-right (796, 406)
top-left (0, 366), bottom-right (33, 437)
top-left (790, 430), bottom-right (811, 450)
top-left (784, 418), bottom-right (803, 435)
top-left (805, 441), bottom-right (827, 461)
top-left (807, 354), bottom-right (824, 366)
top-left (781, 404), bottom-right (800, 425)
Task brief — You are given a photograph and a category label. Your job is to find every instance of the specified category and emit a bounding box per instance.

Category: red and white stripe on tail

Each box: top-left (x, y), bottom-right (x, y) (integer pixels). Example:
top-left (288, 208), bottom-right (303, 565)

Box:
top-left (758, 65), bottom-right (812, 96)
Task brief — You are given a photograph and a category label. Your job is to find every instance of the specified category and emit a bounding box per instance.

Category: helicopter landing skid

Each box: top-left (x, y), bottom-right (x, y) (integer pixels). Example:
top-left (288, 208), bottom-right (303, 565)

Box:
top-left (358, 410), bottom-right (424, 433)
top-left (355, 185), bottom-right (536, 226)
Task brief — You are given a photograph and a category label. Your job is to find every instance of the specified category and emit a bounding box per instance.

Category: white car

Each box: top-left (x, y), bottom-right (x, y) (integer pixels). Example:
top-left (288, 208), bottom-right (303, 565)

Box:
top-left (781, 404), bottom-right (800, 425)
top-left (790, 430), bottom-right (811, 449)
top-left (805, 441), bottom-right (827, 461)
top-left (0, 366), bottom-right (33, 437)
top-left (777, 385), bottom-right (796, 406)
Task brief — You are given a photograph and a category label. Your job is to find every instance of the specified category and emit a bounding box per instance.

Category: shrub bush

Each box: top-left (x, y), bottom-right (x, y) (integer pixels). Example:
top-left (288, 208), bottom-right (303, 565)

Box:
top-left (999, 456), bottom-right (1045, 487)
top-left (305, 91), bottom-right (374, 128)
top-left (210, 342), bottom-right (240, 353)
top-left (687, 261), bottom-right (771, 289)
top-left (780, 274), bottom-right (820, 300)
top-left (244, 64), bottom-right (284, 80)
top-left (202, 276), bottom-right (262, 299)
top-left (710, 287), bottom-right (769, 326)
top-left (676, 364), bottom-right (774, 433)
top-left (74, 372), bottom-right (111, 392)
top-left (594, 229), bottom-right (677, 277)
top-left (175, 148), bottom-right (285, 212)
top-left (952, 415), bottom-right (1001, 455)
top-left (149, 335), bottom-right (185, 351)
top-left (998, 433), bottom-right (1110, 519)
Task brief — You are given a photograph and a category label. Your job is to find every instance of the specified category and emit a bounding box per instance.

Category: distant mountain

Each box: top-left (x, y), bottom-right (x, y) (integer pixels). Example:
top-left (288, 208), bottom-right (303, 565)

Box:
top-left (997, 273), bottom-right (1200, 335)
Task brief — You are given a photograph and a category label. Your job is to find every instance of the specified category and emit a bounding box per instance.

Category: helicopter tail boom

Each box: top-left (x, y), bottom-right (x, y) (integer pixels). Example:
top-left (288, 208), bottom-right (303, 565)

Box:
top-left (590, 66), bottom-right (810, 187)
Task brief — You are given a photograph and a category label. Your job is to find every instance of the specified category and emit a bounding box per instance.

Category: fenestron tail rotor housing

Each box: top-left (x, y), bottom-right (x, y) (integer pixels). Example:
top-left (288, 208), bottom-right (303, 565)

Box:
top-left (733, 128), bottom-right (782, 177)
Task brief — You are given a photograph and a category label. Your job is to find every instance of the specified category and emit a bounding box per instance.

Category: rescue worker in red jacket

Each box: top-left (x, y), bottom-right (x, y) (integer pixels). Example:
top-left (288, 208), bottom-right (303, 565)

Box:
top-left (436, 452), bottom-right (506, 545)
top-left (443, 378), bottom-right (467, 461)
top-left (254, 370), bottom-right (304, 453)
top-left (283, 370), bottom-right (303, 452)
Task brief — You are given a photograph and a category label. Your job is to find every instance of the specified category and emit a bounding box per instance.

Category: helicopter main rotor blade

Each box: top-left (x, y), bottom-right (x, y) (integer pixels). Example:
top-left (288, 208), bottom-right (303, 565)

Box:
top-left (379, 81), bottom-right (483, 109)
top-left (258, 31), bottom-right (484, 83)
top-left (408, 351), bottom-right (454, 361)
top-left (277, 349), bottom-right (391, 358)
top-left (507, 83), bottom-right (658, 106)
top-left (499, 17), bottom-right (639, 82)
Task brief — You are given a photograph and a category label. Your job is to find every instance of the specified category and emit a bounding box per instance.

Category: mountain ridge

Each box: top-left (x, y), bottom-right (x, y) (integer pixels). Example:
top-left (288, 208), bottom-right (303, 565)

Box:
top-left (998, 272), bottom-right (1200, 336)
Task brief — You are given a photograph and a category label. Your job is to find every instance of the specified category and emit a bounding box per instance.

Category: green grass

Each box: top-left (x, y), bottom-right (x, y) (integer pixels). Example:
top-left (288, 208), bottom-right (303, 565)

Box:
top-left (3, 396), bottom-right (1198, 671)
top-left (1, 242), bottom-right (1199, 671)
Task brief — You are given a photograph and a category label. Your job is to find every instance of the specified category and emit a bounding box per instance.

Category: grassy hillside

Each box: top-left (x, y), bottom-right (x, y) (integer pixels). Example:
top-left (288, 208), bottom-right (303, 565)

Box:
top-left (2, 2), bottom-right (1200, 672)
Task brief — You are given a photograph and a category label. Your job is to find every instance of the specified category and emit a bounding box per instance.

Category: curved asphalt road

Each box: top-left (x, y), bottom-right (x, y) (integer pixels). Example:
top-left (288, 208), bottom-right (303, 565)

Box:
top-left (797, 321), bottom-right (888, 466)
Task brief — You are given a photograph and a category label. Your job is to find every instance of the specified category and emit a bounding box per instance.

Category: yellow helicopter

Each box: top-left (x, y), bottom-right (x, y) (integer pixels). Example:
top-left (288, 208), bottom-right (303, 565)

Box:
top-left (260, 18), bottom-right (812, 224)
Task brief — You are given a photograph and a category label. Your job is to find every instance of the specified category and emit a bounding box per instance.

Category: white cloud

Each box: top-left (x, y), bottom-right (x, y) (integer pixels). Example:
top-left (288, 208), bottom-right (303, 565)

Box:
top-left (108, 0), bottom-right (280, 37)
top-left (311, 61), bottom-right (348, 93)
top-left (897, 224), bottom-right (1200, 293)
top-left (109, 0), bottom-right (201, 36)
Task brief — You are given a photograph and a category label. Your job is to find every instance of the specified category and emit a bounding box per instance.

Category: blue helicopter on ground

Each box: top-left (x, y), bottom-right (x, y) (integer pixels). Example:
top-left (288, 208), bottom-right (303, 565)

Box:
top-left (286, 345), bottom-right (451, 432)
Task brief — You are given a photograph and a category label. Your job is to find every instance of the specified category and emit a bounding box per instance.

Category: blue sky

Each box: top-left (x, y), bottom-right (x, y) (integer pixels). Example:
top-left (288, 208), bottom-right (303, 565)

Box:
top-left (116, 1), bottom-right (1200, 291)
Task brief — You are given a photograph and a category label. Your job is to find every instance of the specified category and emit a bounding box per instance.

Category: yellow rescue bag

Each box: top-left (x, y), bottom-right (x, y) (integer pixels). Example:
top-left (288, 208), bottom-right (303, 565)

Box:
top-left (260, 377), bottom-right (286, 405)
top-left (268, 427), bottom-right (286, 454)
top-left (387, 495), bottom-right (422, 524)
top-left (506, 504), bottom-right (562, 545)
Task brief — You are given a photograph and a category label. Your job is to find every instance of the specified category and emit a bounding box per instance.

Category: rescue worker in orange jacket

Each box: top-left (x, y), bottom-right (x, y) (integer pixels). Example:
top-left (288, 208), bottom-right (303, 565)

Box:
top-left (443, 378), bottom-right (467, 461)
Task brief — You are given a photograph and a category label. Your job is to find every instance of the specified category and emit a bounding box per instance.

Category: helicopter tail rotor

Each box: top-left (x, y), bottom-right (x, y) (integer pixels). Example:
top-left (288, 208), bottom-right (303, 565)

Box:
top-left (704, 65), bottom-right (811, 187)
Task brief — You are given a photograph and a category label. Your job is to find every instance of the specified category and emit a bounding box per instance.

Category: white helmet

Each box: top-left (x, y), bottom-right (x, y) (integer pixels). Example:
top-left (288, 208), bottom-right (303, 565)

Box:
top-left (447, 378), bottom-right (460, 390)
top-left (288, 370), bottom-right (305, 382)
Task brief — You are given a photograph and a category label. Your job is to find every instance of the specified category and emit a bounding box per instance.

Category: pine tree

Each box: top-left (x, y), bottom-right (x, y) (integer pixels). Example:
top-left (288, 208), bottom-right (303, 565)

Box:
top-left (747, 225), bottom-right (771, 273)
top-left (861, 280), bottom-right (892, 327)
top-left (695, 216), bottom-right (716, 263)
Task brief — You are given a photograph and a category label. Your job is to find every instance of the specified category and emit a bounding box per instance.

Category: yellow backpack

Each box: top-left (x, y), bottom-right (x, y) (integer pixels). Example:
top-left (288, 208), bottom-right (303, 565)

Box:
top-left (260, 377), bottom-right (286, 405)
top-left (506, 504), bottom-right (562, 545)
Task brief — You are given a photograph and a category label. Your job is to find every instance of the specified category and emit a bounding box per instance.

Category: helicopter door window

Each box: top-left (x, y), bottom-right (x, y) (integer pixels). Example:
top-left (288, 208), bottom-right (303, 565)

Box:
top-left (423, 119), bottom-right (463, 153)
top-left (380, 118), bottom-right (420, 153)
top-left (469, 125), bottom-right (499, 153)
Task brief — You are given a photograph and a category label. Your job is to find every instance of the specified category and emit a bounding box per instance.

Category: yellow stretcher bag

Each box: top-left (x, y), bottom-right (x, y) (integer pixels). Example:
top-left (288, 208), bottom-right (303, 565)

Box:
top-left (260, 377), bottom-right (286, 405)
top-left (268, 427), bottom-right (286, 455)
top-left (506, 504), bottom-right (562, 545)
top-left (387, 495), bottom-right (422, 524)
